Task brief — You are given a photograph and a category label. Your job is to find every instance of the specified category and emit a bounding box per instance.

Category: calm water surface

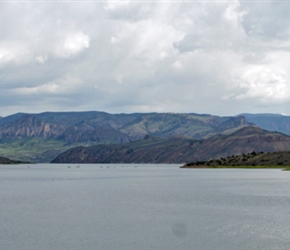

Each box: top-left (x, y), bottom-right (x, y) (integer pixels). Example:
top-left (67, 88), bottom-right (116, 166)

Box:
top-left (0, 164), bottom-right (290, 250)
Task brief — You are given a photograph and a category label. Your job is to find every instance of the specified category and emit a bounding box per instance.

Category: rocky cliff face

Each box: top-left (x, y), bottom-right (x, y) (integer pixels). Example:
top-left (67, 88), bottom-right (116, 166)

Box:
top-left (0, 115), bottom-right (65, 139)
top-left (0, 114), bottom-right (129, 145)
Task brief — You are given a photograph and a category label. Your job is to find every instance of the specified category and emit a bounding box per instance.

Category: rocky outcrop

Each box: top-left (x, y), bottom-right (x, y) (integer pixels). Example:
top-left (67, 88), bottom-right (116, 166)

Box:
top-left (0, 115), bottom-right (65, 139)
top-left (0, 114), bottom-right (129, 145)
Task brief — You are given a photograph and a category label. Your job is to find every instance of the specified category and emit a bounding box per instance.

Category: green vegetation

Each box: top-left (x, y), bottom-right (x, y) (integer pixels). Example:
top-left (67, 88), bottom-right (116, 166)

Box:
top-left (182, 151), bottom-right (290, 169)
top-left (210, 165), bottom-right (287, 169)
top-left (0, 138), bottom-right (74, 162)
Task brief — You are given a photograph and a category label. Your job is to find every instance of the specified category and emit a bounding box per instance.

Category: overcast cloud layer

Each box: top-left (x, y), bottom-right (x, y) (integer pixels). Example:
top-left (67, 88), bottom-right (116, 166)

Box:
top-left (1, 0), bottom-right (290, 117)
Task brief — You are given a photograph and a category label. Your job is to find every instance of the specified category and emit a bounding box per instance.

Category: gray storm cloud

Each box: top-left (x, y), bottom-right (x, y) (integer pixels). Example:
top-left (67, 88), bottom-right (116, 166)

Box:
top-left (0, 1), bottom-right (289, 116)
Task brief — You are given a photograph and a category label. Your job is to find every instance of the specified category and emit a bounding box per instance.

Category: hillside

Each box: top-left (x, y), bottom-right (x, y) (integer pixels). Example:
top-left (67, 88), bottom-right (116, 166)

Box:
top-left (181, 151), bottom-right (290, 168)
top-left (0, 156), bottom-right (26, 164)
top-left (0, 111), bottom-right (251, 162)
top-left (192, 126), bottom-right (290, 160)
top-left (52, 136), bottom-right (199, 163)
top-left (51, 126), bottom-right (290, 164)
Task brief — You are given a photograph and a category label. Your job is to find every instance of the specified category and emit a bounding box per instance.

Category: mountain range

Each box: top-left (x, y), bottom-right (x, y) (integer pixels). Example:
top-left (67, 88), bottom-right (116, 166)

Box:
top-left (0, 111), bottom-right (290, 163)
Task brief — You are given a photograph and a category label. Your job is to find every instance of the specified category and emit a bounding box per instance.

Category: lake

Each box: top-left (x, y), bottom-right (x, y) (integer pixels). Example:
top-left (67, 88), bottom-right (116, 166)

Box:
top-left (0, 164), bottom-right (289, 250)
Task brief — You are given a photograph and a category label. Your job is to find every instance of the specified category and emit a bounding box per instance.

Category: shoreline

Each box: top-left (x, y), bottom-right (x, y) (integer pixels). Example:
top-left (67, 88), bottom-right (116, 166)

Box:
top-left (180, 165), bottom-right (290, 170)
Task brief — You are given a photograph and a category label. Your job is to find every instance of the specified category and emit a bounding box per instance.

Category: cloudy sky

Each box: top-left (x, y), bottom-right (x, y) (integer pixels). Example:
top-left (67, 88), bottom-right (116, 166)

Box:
top-left (1, 0), bottom-right (290, 117)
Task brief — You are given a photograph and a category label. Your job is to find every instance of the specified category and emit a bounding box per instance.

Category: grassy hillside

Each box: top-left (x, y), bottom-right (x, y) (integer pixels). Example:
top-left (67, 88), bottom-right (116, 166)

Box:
top-left (0, 138), bottom-right (75, 163)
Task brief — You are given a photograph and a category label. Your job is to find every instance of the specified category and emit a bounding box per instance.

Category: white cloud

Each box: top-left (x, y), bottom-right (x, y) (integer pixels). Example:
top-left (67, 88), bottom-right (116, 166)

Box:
top-left (234, 67), bottom-right (290, 103)
top-left (55, 32), bottom-right (90, 58)
top-left (34, 55), bottom-right (47, 64)
top-left (1, 1), bottom-right (290, 116)
top-left (0, 42), bottom-right (29, 65)
top-left (110, 36), bottom-right (118, 44)
top-left (14, 76), bottom-right (82, 95)
top-left (103, 1), bottom-right (132, 11)
top-left (171, 61), bottom-right (183, 71)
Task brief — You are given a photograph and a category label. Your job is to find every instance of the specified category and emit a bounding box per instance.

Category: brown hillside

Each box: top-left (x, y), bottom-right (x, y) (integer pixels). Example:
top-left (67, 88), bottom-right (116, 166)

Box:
top-left (51, 126), bottom-right (290, 164)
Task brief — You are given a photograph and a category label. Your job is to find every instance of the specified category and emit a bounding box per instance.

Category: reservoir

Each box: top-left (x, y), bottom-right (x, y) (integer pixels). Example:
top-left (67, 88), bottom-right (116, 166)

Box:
top-left (0, 164), bottom-right (289, 250)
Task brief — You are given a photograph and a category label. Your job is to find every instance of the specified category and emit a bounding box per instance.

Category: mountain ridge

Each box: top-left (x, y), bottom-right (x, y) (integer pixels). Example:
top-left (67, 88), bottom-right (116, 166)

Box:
top-left (1, 111), bottom-right (289, 162)
top-left (51, 126), bottom-right (290, 164)
top-left (0, 111), bottom-right (252, 162)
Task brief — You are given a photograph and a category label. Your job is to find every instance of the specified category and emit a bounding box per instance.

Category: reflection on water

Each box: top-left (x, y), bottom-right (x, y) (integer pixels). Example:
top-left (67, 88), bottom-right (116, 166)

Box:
top-left (0, 164), bottom-right (290, 250)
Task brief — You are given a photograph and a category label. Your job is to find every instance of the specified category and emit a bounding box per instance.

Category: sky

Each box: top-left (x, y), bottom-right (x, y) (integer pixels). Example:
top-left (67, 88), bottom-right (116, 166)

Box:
top-left (1, 0), bottom-right (290, 117)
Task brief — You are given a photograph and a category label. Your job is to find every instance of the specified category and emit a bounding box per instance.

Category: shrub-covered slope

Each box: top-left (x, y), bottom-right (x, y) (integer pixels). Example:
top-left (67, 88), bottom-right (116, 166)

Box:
top-left (182, 151), bottom-right (290, 168)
